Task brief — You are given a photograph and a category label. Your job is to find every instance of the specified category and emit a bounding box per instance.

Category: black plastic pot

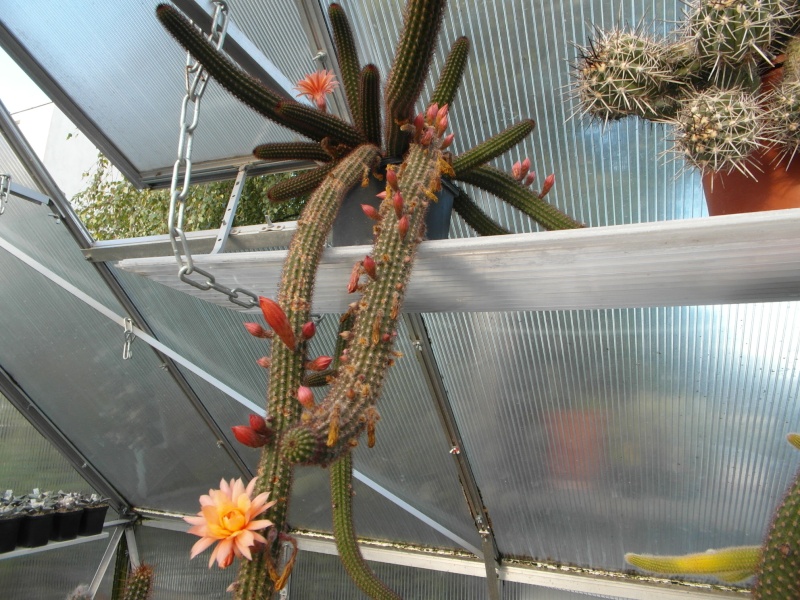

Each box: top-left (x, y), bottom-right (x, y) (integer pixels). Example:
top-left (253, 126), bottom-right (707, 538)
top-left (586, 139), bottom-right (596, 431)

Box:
top-left (79, 505), bottom-right (108, 536)
top-left (17, 513), bottom-right (54, 548)
top-left (50, 508), bottom-right (84, 541)
top-left (331, 161), bottom-right (455, 247)
top-left (0, 516), bottom-right (22, 552)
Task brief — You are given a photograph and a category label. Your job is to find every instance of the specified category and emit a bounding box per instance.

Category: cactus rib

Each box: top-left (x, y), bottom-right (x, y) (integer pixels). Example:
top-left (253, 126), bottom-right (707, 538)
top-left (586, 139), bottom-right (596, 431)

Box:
top-left (360, 65), bottom-right (383, 147)
top-left (332, 452), bottom-right (402, 599)
top-left (253, 142), bottom-right (333, 162)
top-left (267, 162), bottom-right (338, 203)
top-left (329, 3), bottom-right (362, 125)
top-left (276, 102), bottom-right (366, 148)
top-left (451, 119), bottom-right (535, 175)
top-left (431, 36), bottom-right (470, 108)
top-left (121, 564), bottom-right (154, 600)
top-left (456, 166), bottom-right (584, 231)
top-left (452, 188), bottom-right (510, 235)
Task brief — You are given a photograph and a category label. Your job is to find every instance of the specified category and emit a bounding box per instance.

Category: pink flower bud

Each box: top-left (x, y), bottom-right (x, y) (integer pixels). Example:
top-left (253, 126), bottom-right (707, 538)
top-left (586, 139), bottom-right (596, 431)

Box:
top-left (426, 103), bottom-right (439, 125)
top-left (440, 133), bottom-right (455, 150)
top-left (363, 255), bottom-right (377, 279)
top-left (256, 356), bottom-right (272, 369)
top-left (393, 192), bottom-right (404, 219)
top-left (361, 204), bottom-right (381, 221)
top-left (436, 115), bottom-right (448, 135)
top-left (521, 158), bottom-right (531, 177)
top-left (539, 173), bottom-right (555, 199)
top-left (375, 190), bottom-right (387, 200)
top-left (420, 128), bottom-right (433, 146)
top-left (524, 172), bottom-right (536, 187)
top-left (306, 356), bottom-right (333, 371)
top-left (386, 168), bottom-right (398, 191)
top-left (348, 261), bottom-right (361, 294)
top-left (397, 215), bottom-right (409, 239)
top-left (301, 321), bottom-right (316, 340)
top-left (232, 425), bottom-right (268, 448)
top-left (258, 297), bottom-right (296, 350)
top-left (413, 113), bottom-right (425, 137)
top-left (243, 322), bottom-right (273, 339)
top-left (249, 414), bottom-right (269, 435)
top-left (512, 161), bottom-right (522, 181)
top-left (297, 386), bottom-right (315, 410)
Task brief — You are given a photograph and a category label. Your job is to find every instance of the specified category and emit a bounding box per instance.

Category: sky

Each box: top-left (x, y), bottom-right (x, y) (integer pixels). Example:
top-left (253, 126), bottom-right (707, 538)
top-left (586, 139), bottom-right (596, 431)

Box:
top-left (0, 48), bottom-right (49, 114)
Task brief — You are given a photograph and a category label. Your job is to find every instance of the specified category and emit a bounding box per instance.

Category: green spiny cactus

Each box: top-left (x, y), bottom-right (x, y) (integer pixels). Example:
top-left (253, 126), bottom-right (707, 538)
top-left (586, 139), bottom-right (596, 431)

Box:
top-left (267, 161), bottom-right (339, 203)
top-left (122, 564), bottom-right (154, 600)
top-left (767, 80), bottom-right (800, 162)
top-left (452, 189), bottom-right (510, 236)
top-left (360, 65), bottom-right (383, 147)
top-left (671, 87), bottom-right (767, 176)
top-left (451, 119), bottom-right (536, 175)
top-left (431, 36), bottom-right (470, 108)
top-left (330, 3), bottom-right (362, 127)
top-left (253, 142), bottom-right (333, 163)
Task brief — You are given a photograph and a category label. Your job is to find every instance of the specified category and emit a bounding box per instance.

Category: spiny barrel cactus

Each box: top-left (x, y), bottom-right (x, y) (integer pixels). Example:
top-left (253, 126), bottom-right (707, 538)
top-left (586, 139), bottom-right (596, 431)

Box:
top-left (157, 0), bottom-right (583, 597)
top-left (573, 3), bottom-right (800, 178)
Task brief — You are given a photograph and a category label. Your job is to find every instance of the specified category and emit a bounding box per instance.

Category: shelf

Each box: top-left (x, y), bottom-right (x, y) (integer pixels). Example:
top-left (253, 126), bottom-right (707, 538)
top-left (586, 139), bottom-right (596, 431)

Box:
top-left (115, 209), bottom-right (800, 313)
top-left (0, 532), bottom-right (109, 561)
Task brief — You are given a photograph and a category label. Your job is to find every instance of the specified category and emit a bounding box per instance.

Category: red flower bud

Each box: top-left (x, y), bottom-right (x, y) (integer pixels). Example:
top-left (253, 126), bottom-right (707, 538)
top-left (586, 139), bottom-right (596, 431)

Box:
top-left (521, 158), bottom-right (531, 177)
top-left (306, 356), bottom-right (333, 371)
top-left (375, 190), bottom-right (387, 200)
top-left (420, 128), bottom-right (433, 146)
top-left (301, 321), bottom-right (316, 340)
top-left (244, 322), bottom-right (273, 339)
top-left (397, 215), bottom-right (409, 239)
top-left (256, 356), bottom-right (272, 369)
top-left (386, 168), bottom-right (398, 191)
top-left (393, 192), bottom-right (404, 219)
top-left (361, 204), bottom-right (381, 220)
top-left (440, 133), bottom-right (455, 150)
top-left (436, 115), bottom-right (448, 135)
top-left (512, 161), bottom-right (522, 181)
top-left (249, 414), bottom-right (269, 435)
top-left (297, 386), bottom-right (315, 410)
top-left (413, 112), bottom-right (425, 134)
top-left (348, 261), bottom-right (361, 294)
top-left (363, 255), bottom-right (377, 279)
top-left (539, 173), bottom-right (555, 199)
top-left (258, 297), bottom-right (296, 350)
top-left (426, 103), bottom-right (439, 125)
top-left (524, 171), bottom-right (536, 187)
top-left (232, 425), bottom-right (268, 448)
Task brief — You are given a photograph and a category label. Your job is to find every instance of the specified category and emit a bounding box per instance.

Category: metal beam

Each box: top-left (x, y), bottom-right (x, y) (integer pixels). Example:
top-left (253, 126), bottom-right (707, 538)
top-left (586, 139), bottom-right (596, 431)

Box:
top-left (404, 314), bottom-right (502, 599)
top-left (88, 526), bottom-right (126, 597)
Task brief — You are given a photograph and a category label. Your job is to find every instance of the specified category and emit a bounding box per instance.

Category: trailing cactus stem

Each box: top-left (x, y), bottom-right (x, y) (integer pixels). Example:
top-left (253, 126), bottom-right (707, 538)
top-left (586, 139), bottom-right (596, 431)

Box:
top-left (332, 452), bottom-right (402, 599)
top-left (329, 3), bottom-right (362, 125)
top-left (253, 142), bottom-right (332, 162)
top-left (431, 36), bottom-right (470, 108)
top-left (452, 189), bottom-right (510, 236)
top-left (360, 65), bottom-right (383, 147)
top-left (268, 162), bottom-right (338, 203)
top-left (456, 166), bottom-right (583, 230)
top-left (451, 119), bottom-right (535, 175)
top-left (283, 139), bottom-right (444, 465)
top-left (277, 102), bottom-right (365, 148)
top-left (235, 144), bottom-right (380, 600)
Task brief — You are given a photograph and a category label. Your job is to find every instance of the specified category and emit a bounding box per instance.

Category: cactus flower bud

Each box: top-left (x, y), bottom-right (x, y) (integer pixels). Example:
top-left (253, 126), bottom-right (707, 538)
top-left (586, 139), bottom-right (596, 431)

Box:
top-left (426, 103), bottom-right (439, 125)
top-left (420, 128), bottom-right (433, 146)
top-left (539, 173), bottom-right (555, 199)
top-left (375, 190), bottom-right (387, 200)
top-left (297, 386), bottom-right (315, 410)
top-left (413, 112), bottom-right (425, 135)
top-left (249, 414), bottom-right (270, 435)
top-left (232, 425), bottom-right (268, 448)
top-left (436, 115), bottom-right (448, 135)
top-left (301, 321), bottom-right (316, 341)
top-left (348, 261), bottom-right (361, 294)
top-left (243, 322), bottom-right (273, 339)
top-left (363, 255), bottom-right (377, 279)
top-left (397, 215), bottom-right (409, 239)
top-left (306, 356), bottom-right (333, 371)
top-left (258, 297), bottom-right (296, 351)
top-left (524, 171), bottom-right (536, 187)
top-left (256, 356), bottom-right (272, 369)
top-left (512, 161), bottom-right (523, 180)
top-left (361, 204), bottom-right (381, 220)
top-left (393, 192), bottom-right (404, 219)
top-left (386, 168), bottom-right (398, 190)
top-left (440, 133), bottom-right (455, 150)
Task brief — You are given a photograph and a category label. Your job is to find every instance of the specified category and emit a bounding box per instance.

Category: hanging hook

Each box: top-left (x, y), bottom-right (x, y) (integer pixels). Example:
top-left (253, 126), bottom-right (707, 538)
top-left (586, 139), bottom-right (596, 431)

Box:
top-left (122, 318), bottom-right (136, 360)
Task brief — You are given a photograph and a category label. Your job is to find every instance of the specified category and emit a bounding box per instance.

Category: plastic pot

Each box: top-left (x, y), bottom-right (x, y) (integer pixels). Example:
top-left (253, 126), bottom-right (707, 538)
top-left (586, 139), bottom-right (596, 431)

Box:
top-left (0, 516), bottom-right (22, 552)
top-left (17, 513), bottom-right (55, 548)
top-left (50, 508), bottom-right (84, 541)
top-left (79, 505), bottom-right (109, 536)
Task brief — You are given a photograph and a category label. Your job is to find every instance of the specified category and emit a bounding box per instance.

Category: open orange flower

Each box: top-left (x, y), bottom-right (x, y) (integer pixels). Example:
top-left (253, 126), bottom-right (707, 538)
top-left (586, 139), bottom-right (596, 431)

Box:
top-left (184, 477), bottom-right (276, 568)
top-left (294, 70), bottom-right (338, 112)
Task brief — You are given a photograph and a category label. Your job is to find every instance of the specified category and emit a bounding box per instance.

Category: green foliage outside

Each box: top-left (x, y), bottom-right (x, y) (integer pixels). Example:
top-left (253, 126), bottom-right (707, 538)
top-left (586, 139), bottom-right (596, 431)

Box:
top-left (71, 154), bottom-right (308, 240)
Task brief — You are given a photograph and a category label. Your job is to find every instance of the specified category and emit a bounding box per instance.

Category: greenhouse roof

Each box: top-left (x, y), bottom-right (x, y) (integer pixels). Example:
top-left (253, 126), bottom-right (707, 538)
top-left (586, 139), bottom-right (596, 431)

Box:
top-left (2, 1), bottom-right (800, 599)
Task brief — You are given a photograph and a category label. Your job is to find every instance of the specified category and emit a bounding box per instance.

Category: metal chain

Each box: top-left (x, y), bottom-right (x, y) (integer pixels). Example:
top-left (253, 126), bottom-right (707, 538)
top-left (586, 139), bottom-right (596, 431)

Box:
top-left (167, 1), bottom-right (259, 309)
top-left (0, 174), bottom-right (10, 216)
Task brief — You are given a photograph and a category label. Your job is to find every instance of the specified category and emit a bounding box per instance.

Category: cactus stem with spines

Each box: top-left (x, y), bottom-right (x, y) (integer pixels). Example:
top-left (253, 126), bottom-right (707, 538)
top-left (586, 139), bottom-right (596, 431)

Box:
top-left (360, 65), bottom-right (383, 147)
top-left (253, 142), bottom-right (333, 162)
top-left (450, 119), bottom-right (535, 176)
top-left (267, 162), bottom-right (338, 203)
top-left (452, 187), bottom-right (510, 235)
top-left (329, 3), bottom-right (362, 125)
top-left (431, 36), bottom-right (470, 108)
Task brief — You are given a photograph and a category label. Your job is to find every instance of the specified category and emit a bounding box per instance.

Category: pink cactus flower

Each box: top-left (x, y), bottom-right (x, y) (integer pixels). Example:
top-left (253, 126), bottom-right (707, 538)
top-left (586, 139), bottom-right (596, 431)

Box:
top-left (293, 70), bottom-right (338, 112)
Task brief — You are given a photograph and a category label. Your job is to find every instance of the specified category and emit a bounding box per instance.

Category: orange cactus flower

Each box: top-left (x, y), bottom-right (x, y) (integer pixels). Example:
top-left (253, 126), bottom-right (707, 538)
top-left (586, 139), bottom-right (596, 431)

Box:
top-left (294, 70), bottom-right (339, 112)
top-left (184, 477), bottom-right (276, 569)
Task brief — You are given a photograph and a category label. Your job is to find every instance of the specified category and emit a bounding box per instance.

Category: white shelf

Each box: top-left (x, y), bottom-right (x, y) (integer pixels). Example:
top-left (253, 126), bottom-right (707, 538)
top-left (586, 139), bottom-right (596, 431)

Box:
top-left (0, 531), bottom-right (109, 561)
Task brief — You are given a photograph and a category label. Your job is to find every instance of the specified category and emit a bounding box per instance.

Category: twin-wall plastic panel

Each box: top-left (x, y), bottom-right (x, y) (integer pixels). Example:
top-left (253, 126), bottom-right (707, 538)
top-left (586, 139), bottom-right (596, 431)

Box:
top-left (0, 125), bottom-right (40, 191)
top-left (0, 197), bottom-right (240, 513)
top-left (423, 307), bottom-right (800, 580)
top-left (328, 0), bottom-right (706, 234)
top-left (113, 267), bottom-right (480, 550)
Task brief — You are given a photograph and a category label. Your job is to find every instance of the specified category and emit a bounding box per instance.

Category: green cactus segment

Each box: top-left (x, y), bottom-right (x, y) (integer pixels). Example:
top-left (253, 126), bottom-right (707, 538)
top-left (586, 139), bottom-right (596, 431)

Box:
top-left (754, 451), bottom-right (800, 597)
top-left (671, 88), bottom-right (767, 176)
top-left (768, 80), bottom-right (800, 162)
top-left (267, 162), bottom-right (338, 203)
top-left (626, 546), bottom-right (760, 583)
top-left (277, 102), bottom-right (365, 148)
top-left (253, 142), bottom-right (333, 162)
top-left (281, 426), bottom-right (321, 463)
top-left (122, 564), bottom-right (154, 600)
top-left (687, 0), bottom-right (795, 68)
top-left (451, 119), bottom-right (535, 176)
top-left (452, 188), bottom-right (510, 236)
top-left (431, 36), bottom-right (470, 108)
top-left (456, 166), bottom-right (583, 230)
top-left (329, 3), bottom-right (362, 125)
top-left (385, 0), bottom-right (448, 155)
top-left (331, 453), bottom-right (402, 599)
top-left (573, 28), bottom-right (681, 121)
top-left (360, 65), bottom-right (383, 147)
top-left (235, 550), bottom-right (271, 600)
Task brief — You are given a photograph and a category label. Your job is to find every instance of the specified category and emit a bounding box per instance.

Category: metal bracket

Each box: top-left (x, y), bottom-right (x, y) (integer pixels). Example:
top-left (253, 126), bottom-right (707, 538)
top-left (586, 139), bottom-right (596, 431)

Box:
top-left (211, 164), bottom-right (249, 254)
top-left (122, 317), bottom-right (136, 360)
top-left (88, 526), bottom-right (125, 596)
top-left (125, 526), bottom-right (141, 568)
top-left (0, 174), bottom-right (10, 214)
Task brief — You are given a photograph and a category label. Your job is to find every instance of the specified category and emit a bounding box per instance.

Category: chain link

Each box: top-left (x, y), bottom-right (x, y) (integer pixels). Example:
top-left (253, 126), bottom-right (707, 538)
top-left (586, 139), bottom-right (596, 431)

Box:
top-left (167, 1), bottom-right (259, 309)
top-left (0, 174), bottom-right (10, 216)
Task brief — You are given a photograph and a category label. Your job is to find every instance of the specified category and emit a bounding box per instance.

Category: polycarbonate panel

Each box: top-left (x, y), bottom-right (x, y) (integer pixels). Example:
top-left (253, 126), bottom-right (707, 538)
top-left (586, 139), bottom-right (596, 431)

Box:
top-left (1, 1), bottom-right (298, 176)
top-left (0, 392), bottom-right (95, 495)
top-left (424, 306), bottom-right (800, 579)
top-left (0, 536), bottom-right (110, 600)
top-left (331, 0), bottom-right (705, 232)
top-left (0, 198), bottom-right (240, 512)
top-left (0, 126), bottom-right (40, 191)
